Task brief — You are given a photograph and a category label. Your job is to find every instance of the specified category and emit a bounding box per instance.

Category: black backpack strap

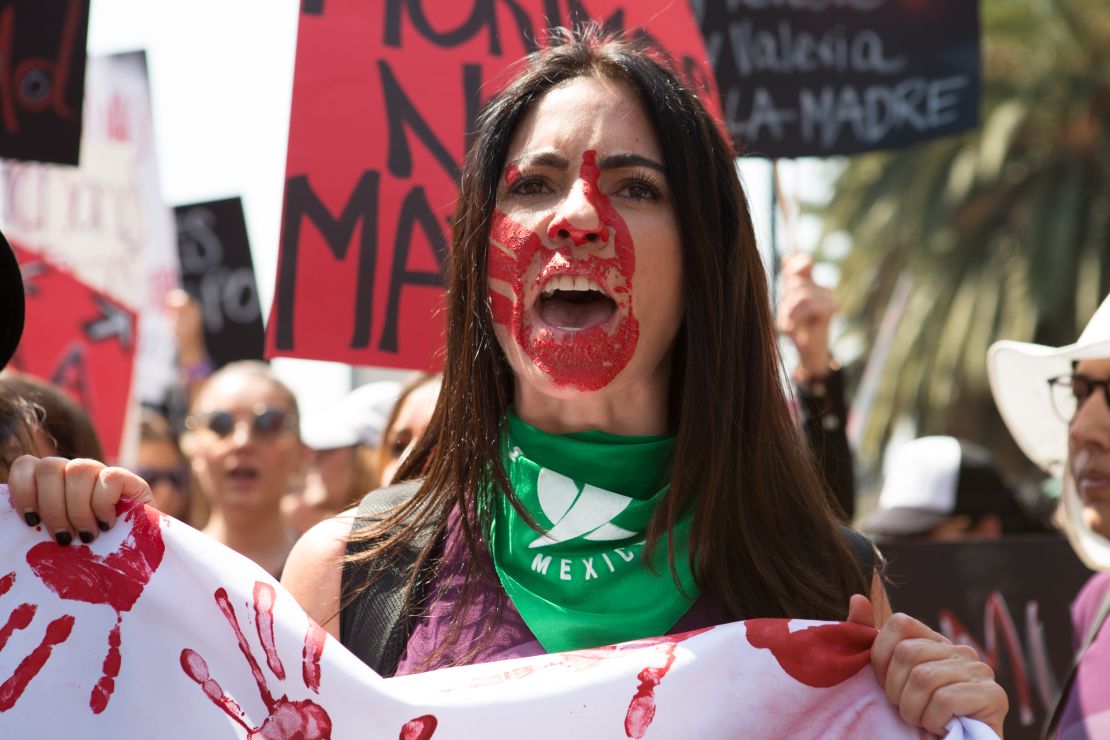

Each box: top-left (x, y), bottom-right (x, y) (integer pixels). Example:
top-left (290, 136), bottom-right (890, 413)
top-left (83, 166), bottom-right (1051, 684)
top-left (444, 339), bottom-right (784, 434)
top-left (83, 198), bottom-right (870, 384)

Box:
top-left (839, 524), bottom-right (882, 577)
top-left (339, 479), bottom-right (432, 676)
top-left (1043, 587), bottom-right (1110, 738)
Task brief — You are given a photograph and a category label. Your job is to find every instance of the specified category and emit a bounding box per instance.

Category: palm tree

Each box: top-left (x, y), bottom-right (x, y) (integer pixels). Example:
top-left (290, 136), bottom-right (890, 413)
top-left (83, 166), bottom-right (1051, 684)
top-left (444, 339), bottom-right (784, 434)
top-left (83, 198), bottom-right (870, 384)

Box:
top-left (819, 0), bottom-right (1110, 474)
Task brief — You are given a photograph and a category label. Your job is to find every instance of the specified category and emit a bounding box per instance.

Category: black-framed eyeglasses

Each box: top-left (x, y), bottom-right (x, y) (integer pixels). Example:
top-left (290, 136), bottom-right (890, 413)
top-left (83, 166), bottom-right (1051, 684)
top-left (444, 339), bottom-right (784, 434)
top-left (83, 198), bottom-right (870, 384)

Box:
top-left (184, 407), bottom-right (297, 439)
top-left (135, 465), bottom-right (190, 491)
top-left (1047, 374), bottom-right (1110, 422)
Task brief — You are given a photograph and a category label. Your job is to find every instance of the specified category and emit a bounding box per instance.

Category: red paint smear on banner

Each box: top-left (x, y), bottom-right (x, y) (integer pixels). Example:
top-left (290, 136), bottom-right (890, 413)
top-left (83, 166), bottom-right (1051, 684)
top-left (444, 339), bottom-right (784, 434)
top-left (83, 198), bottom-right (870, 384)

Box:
top-left (254, 582), bottom-right (286, 681)
top-left (182, 583), bottom-right (333, 738)
top-left (0, 571), bottom-right (14, 597)
top-left (489, 151), bottom-right (638, 391)
top-left (400, 714), bottom-right (438, 740)
top-left (89, 620), bottom-right (122, 714)
top-left (622, 627), bottom-right (713, 738)
top-left (180, 648), bottom-right (250, 730)
top-left (302, 621), bottom-right (327, 693)
top-left (0, 614), bottom-right (74, 711)
top-left (215, 586), bottom-right (277, 710)
top-left (8, 243), bottom-right (137, 462)
top-left (25, 501), bottom-right (164, 713)
top-left (0, 603), bottom-right (35, 652)
top-left (745, 619), bottom-right (875, 689)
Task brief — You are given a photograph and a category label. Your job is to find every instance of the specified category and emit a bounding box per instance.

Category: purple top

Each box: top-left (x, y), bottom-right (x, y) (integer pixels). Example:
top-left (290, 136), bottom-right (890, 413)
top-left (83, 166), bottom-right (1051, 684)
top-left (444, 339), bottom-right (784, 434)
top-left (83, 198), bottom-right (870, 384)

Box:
top-left (1058, 572), bottom-right (1110, 738)
top-left (394, 509), bottom-right (726, 675)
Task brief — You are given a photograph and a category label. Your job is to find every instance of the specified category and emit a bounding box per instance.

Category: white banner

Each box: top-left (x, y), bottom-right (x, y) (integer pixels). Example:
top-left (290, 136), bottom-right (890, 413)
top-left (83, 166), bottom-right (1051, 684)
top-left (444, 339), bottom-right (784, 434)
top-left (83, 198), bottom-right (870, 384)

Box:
top-left (0, 486), bottom-right (995, 739)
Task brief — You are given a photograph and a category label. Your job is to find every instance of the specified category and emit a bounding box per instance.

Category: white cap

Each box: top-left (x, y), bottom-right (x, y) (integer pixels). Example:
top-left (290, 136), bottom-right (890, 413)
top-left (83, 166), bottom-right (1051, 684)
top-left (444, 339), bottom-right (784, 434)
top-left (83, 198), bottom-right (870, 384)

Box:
top-left (300, 381), bottom-right (401, 451)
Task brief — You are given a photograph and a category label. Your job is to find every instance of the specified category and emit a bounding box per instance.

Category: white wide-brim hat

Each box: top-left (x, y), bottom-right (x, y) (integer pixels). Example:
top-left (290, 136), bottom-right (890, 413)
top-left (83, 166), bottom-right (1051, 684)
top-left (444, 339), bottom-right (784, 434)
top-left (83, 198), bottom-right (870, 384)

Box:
top-left (987, 294), bottom-right (1110, 570)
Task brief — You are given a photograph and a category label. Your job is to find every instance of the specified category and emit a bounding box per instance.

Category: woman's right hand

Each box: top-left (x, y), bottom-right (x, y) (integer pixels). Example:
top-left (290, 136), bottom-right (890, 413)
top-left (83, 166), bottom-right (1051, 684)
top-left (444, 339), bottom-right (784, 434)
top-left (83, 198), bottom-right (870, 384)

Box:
top-left (7, 455), bottom-right (154, 546)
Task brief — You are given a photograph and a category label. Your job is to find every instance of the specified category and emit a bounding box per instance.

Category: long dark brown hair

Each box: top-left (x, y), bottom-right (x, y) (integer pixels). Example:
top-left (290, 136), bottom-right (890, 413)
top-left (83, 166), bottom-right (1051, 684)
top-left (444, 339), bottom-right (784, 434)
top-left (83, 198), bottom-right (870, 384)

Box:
top-left (348, 26), bottom-right (869, 663)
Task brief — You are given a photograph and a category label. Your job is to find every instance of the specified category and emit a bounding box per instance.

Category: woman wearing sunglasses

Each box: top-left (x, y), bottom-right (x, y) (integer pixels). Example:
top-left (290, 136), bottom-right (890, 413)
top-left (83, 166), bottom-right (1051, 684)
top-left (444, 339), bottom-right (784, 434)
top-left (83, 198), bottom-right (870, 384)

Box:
top-left (990, 295), bottom-right (1110, 737)
top-left (182, 360), bottom-right (308, 578)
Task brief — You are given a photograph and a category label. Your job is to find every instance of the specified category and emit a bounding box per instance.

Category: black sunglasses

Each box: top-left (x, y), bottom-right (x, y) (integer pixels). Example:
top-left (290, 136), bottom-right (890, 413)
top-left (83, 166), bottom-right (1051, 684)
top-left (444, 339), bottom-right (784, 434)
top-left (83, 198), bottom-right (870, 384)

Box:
top-left (185, 407), bottom-right (297, 439)
top-left (135, 465), bottom-right (190, 491)
top-left (1047, 374), bottom-right (1110, 422)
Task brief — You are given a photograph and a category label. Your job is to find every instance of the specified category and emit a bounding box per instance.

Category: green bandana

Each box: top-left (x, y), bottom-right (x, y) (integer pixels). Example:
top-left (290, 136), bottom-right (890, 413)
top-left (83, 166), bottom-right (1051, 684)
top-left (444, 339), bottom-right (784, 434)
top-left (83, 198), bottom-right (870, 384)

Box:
top-left (488, 410), bottom-right (699, 653)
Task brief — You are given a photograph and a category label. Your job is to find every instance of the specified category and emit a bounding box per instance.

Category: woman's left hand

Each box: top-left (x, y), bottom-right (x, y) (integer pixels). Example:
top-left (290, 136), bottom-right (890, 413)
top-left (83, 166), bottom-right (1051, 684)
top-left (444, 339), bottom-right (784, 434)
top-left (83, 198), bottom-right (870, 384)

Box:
top-left (847, 594), bottom-right (1008, 737)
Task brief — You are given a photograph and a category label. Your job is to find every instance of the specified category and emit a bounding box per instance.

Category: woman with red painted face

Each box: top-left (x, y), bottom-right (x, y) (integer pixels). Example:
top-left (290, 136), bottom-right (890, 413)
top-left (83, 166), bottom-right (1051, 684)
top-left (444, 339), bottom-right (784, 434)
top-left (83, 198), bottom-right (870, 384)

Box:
top-left (279, 27), bottom-right (1005, 735)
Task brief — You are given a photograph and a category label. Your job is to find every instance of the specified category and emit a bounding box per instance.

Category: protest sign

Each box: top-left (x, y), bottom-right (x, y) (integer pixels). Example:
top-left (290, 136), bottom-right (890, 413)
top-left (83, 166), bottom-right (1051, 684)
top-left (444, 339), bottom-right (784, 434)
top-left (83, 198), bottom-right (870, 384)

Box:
top-left (881, 535), bottom-right (1093, 740)
top-left (267, 0), bottom-right (718, 370)
top-left (6, 243), bottom-right (137, 462)
top-left (175, 197), bottom-right (265, 367)
top-left (80, 51), bottom-right (180, 407)
top-left (0, 485), bottom-right (994, 739)
top-left (692, 0), bottom-right (981, 158)
top-left (0, 0), bottom-right (90, 165)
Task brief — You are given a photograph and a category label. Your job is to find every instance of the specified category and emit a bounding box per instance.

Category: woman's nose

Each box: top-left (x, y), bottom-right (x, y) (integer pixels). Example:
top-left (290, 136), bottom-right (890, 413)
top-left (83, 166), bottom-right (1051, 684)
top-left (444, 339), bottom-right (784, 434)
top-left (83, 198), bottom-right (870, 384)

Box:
top-left (548, 183), bottom-right (607, 248)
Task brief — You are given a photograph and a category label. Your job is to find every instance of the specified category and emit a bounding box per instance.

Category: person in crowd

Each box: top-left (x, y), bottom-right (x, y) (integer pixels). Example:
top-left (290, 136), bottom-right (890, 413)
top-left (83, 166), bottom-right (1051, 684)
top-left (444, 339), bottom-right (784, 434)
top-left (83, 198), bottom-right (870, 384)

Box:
top-left (165, 288), bottom-right (214, 409)
top-left (0, 374), bottom-right (105, 462)
top-left (989, 294), bottom-right (1110, 737)
top-left (863, 435), bottom-right (1052, 542)
top-left (135, 407), bottom-right (194, 524)
top-left (776, 253), bottom-right (855, 520)
top-left (377, 373), bottom-right (440, 487)
top-left (286, 381), bottom-right (401, 534)
top-left (275, 27), bottom-right (1006, 735)
top-left (181, 360), bottom-right (308, 578)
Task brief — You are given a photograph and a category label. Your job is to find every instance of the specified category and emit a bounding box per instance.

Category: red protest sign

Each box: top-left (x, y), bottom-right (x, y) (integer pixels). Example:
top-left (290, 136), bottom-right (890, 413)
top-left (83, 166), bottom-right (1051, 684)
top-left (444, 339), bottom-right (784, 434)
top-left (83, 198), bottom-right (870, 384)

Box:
top-left (267, 0), bottom-right (719, 370)
top-left (8, 242), bottom-right (137, 462)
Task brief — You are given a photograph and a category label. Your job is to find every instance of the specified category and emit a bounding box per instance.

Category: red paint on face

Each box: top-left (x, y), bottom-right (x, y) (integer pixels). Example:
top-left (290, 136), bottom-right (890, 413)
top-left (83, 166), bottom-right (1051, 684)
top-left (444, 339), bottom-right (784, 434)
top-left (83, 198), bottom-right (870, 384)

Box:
top-left (744, 619), bottom-right (875, 689)
top-left (622, 627), bottom-right (712, 738)
top-left (400, 714), bottom-right (438, 740)
top-left (0, 613), bottom-right (74, 711)
top-left (489, 149), bottom-right (639, 391)
top-left (181, 582), bottom-right (333, 739)
top-left (25, 501), bottom-right (165, 714)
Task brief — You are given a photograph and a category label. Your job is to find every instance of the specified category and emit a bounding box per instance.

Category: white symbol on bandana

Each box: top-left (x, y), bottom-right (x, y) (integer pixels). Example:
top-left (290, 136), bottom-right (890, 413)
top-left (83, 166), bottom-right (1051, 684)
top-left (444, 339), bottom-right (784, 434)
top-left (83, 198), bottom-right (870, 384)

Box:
top-left (529, 467), bottom-right (638, 548)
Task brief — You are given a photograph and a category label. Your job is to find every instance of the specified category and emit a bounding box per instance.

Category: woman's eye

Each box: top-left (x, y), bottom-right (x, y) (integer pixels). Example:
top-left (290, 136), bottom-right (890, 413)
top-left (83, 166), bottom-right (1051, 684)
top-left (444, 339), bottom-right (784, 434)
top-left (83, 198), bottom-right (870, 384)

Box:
top-left (618, 176), bottom-right (661, 201)
top-left (389, 430), bottom-right (413, 458)
top-left (508, 176), bottom-right (550, 197)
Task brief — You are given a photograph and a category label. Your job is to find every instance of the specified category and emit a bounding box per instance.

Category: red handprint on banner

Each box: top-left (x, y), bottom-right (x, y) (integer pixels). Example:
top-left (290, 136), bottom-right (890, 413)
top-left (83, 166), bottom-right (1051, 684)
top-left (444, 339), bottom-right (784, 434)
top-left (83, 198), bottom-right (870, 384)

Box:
top-left (21, 501), bottom-right (165, 714)
top-left (181, 581), bottom-right (332, 739)
top-left (0, 571), bottom-right (75, 711)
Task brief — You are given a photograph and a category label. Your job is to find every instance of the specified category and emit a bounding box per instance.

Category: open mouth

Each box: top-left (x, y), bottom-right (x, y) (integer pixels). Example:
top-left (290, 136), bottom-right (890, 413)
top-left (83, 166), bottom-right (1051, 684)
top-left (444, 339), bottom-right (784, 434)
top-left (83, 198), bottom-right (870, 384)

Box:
top-left (226, 465), bottom-right (259, 484)
top-left (535, 274), bottom-right (618, 332)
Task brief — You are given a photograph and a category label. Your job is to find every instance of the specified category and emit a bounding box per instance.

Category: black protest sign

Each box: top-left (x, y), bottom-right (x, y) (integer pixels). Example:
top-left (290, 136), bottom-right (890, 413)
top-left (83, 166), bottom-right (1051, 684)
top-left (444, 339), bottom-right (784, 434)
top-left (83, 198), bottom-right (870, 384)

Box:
top-left (881, 535), bottom-right (1093, 740)
top-left (693, 0), bottom-right (981, 158)
top-left (175, 198), bottom-right (265, 368)
top-left (0, 0), bottom-right (90, 165)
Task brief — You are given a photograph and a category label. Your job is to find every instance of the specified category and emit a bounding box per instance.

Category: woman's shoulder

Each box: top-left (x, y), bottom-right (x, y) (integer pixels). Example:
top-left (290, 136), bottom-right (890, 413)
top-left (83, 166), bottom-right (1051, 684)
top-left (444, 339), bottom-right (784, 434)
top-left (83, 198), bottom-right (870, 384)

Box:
top-left (281, 508), bottom-right (359, 639)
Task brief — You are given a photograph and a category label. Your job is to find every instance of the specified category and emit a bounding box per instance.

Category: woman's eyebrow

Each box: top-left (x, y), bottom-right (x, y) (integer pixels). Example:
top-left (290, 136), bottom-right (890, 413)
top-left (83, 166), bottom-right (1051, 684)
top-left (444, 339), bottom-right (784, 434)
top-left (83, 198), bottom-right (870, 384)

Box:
top-left (509, 151), bottom-right (570, 171)
top-left (598, 152), bottom-right (665, 174)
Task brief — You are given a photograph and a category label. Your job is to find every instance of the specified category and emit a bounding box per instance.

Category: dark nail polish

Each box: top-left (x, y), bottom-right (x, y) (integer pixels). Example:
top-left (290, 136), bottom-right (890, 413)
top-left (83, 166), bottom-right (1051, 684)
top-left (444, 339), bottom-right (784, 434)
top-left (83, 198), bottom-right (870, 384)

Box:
top-left (79, 531), bottom-right (94, 544)
top-left (23, 511), bottom-right (40, 527)
top-left (54, 531), bottom-right (72, 546)
top-left (97, 520), bottom-right (110, 532)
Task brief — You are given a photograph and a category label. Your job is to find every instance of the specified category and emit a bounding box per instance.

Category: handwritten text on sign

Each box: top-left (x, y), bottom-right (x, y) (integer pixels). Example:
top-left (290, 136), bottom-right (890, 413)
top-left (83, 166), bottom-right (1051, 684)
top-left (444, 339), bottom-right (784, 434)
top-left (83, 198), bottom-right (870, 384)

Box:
top-left (266, 0), bottom-right (717, 370)
top-left (0, 0), bottom-right (90, 165)
top-left (693, 0), bottom-right (981, 157)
